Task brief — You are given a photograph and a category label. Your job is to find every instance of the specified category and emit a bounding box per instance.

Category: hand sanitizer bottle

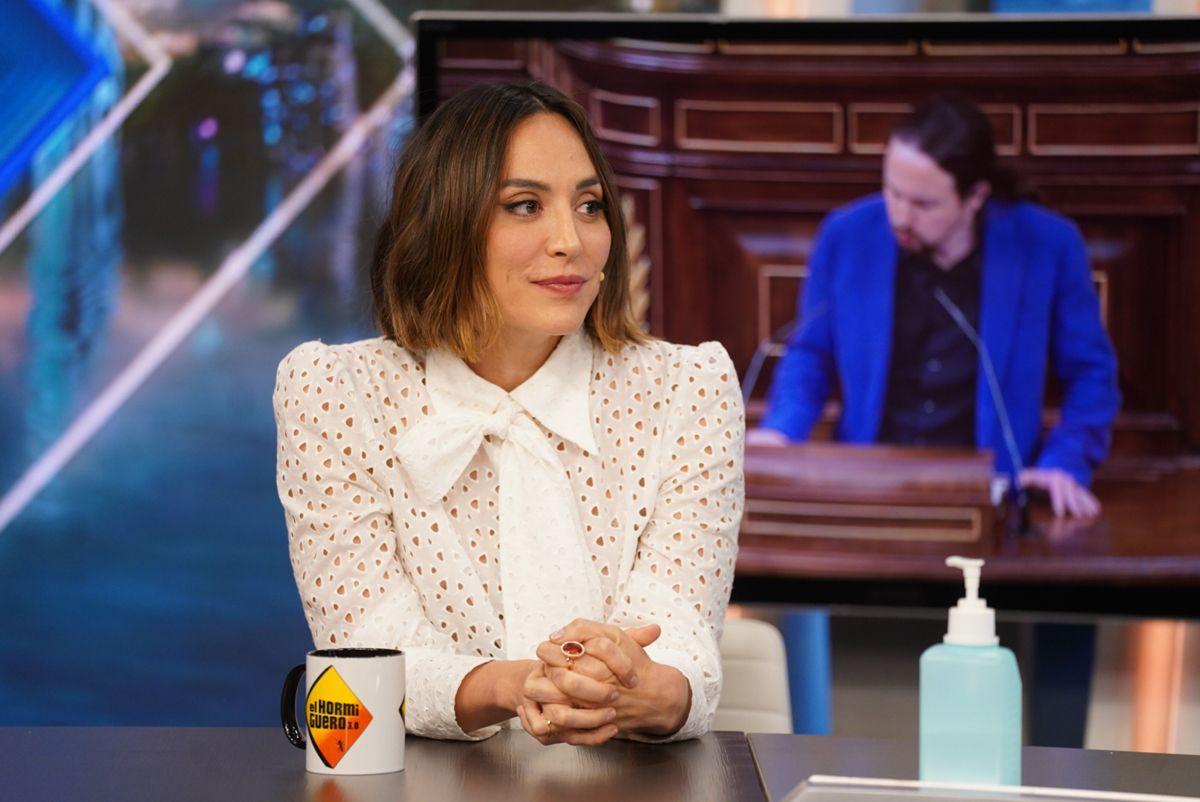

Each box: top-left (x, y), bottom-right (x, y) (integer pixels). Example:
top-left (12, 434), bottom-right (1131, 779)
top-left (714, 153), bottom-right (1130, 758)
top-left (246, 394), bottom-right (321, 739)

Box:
top-left (919, 556), bottom-right (1021, 785)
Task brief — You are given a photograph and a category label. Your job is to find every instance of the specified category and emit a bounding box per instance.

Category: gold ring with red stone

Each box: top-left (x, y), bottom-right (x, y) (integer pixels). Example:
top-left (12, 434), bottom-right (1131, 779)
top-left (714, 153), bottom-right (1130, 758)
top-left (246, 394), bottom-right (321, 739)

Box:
top-left (561, 640), bottom-right (585, 670)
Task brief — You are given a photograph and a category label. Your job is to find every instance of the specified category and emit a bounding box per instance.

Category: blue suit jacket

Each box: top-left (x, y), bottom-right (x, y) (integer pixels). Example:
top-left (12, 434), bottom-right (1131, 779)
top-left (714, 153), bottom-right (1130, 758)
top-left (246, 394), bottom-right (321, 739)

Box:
top-left (761, 195), bottom-right (1120, 487)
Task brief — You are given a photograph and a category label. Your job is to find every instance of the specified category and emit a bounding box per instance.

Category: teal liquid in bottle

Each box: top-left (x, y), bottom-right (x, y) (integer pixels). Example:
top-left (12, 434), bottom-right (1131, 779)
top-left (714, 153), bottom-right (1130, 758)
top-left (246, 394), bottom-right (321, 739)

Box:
top-left (919, 556), bottom-right (1022, 786)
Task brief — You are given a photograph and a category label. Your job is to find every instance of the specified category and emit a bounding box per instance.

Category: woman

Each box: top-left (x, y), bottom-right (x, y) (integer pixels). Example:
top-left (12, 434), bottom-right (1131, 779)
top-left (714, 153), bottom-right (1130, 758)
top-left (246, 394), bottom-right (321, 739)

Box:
top-left (274, 83), bottom-right (744, 746)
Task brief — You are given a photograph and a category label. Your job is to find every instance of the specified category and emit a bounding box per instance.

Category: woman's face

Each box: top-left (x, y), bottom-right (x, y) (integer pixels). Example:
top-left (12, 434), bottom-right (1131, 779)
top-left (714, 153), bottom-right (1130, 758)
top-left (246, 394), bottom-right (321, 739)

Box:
top-left (484, 113), bottom-right (611, 343)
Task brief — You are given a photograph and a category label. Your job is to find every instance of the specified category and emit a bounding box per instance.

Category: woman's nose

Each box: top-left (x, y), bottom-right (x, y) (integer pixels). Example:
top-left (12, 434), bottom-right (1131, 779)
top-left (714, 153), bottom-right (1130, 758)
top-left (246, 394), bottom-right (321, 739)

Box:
top-left (545, 205), bottom-right (583, 259)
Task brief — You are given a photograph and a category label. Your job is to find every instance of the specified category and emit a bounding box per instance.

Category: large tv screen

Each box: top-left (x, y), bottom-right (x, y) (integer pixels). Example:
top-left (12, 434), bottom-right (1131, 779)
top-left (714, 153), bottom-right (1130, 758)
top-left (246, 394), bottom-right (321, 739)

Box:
top-left (414, 12), bottom-right (1200, 614)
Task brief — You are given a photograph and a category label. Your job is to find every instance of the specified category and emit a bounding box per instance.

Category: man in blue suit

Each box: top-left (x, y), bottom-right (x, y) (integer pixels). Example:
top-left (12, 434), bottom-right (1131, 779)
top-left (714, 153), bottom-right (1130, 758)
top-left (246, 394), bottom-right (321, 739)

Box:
top-left (752, 98), bottom-right (1120, 518)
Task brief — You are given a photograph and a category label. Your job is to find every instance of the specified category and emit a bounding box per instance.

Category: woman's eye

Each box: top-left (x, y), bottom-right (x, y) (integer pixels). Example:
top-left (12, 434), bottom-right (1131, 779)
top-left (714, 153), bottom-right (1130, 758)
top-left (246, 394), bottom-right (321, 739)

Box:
top-left (579, 199), bottom-right (605, 216)
top-left (506, 200), bottom-right (540, 216)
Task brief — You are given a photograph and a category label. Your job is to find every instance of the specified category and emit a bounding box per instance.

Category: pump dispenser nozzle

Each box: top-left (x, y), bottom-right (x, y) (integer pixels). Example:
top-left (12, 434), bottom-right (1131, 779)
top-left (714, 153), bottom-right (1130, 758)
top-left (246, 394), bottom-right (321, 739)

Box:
top-left (947, 556), bottom-right (983, 602)
top-left (944, 555), bottom-right (998, 646)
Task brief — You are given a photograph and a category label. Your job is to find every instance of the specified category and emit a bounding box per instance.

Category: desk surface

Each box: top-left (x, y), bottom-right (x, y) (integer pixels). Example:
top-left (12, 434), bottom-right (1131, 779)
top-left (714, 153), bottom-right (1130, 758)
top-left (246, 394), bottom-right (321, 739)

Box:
top-left (9, 727), bottom-right (1200, 802)
top-left (748, 734), bottom-right (1200, 802)
top-left (0, 727), bottom-right (766, 802)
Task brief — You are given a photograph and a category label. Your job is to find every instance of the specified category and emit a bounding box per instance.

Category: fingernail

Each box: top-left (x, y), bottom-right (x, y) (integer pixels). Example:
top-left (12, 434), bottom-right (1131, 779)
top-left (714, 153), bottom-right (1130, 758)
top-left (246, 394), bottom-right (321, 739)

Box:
top-left (609, 690), bottom-right (619, 702)
top-left (550, 629), bottom-right (564, 641)
top-left (627, 674), bottom-right (639, 688)
top-left (606, 708), bottom-right (617, 721)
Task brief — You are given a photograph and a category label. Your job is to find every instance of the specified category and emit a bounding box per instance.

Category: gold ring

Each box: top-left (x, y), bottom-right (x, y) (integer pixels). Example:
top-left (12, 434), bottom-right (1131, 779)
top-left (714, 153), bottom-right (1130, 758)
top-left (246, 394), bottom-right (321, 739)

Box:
top-left (561, 640), bottom-right (585, 671)
top-left (544, 717), bottom-right (554, 735)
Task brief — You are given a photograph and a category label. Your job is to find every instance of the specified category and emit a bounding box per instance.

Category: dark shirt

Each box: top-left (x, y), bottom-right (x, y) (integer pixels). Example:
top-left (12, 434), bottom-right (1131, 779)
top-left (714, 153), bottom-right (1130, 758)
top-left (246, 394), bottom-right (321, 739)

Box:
top-left (878, 244), bottom-right (981, 448)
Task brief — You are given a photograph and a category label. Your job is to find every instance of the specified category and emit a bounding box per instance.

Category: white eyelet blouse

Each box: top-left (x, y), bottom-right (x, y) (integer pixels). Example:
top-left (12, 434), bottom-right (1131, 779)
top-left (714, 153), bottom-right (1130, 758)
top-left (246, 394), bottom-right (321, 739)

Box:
top-left (273, 330), bottom-right (744, 741)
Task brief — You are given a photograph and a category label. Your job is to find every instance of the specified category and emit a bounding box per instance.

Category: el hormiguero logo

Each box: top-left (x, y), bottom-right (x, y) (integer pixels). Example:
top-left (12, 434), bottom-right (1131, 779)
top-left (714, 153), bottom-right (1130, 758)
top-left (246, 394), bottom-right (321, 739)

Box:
top-left (304, 666), bottom-right (373, 768)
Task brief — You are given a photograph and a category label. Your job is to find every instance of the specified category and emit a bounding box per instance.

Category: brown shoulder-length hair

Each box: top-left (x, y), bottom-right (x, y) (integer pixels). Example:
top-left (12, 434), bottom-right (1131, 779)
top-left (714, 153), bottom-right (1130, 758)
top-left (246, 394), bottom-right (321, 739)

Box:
top-left (371, 82), bottom-right (647, 361)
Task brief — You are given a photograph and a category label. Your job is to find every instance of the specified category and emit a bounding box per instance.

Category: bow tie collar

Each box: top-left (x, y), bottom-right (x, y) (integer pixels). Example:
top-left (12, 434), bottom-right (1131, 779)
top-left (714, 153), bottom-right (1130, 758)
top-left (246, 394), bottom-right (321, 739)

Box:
top-left (392, 331), bottom-right (604, 659)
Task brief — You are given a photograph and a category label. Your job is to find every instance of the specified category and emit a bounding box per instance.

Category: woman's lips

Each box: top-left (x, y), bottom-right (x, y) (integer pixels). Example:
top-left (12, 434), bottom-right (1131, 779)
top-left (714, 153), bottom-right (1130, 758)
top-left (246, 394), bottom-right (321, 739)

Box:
top-left (532, 275), bottom-right (587, 297)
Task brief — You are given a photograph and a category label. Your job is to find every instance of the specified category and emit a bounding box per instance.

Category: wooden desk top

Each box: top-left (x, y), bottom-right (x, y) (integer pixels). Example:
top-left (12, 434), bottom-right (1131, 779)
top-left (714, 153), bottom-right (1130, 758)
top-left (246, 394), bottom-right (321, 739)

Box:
top-left (0, 727), bottom-right (766, 802)
top-left (748, 733), bottom-right (1200, 802)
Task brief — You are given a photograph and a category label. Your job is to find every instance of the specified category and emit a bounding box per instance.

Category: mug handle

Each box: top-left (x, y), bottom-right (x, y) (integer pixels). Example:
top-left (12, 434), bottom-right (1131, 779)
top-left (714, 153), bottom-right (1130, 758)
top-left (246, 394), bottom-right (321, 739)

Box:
top-left (281, 663), bottom-right (306, 749)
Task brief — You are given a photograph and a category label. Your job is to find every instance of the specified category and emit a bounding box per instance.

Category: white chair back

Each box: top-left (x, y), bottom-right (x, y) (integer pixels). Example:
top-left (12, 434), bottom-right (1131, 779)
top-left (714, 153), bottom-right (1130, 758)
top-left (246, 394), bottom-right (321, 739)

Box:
top-left (713, 617), bottom-right (792, 733)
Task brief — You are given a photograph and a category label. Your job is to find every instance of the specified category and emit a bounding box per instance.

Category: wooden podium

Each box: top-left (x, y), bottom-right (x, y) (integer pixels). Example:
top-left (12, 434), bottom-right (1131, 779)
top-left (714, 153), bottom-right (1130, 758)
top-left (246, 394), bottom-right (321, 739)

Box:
top-left (739, 442), bottom-right (1200, 589)
top-left (743, 442), bottom-right (998, 554)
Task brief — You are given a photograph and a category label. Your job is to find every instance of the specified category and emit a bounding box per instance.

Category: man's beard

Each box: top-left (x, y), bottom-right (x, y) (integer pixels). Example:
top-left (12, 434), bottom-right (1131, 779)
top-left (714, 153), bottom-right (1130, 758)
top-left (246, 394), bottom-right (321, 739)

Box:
top-left (893, 229), bottom-right (935, 259)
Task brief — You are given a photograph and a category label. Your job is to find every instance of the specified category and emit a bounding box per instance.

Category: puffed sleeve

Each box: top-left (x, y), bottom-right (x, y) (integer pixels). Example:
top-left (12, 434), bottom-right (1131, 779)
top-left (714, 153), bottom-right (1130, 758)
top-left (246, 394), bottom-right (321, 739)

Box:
top-left (274, 341), bottom-right (500, 741)
top-left (609, 342), bottom-right (745, 741)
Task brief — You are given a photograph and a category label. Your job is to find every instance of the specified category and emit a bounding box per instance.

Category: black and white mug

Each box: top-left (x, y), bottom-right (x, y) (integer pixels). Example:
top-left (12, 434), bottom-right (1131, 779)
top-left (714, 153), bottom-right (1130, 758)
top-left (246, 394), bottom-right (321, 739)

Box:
top-left (281, 648), bottom-right (405, 775)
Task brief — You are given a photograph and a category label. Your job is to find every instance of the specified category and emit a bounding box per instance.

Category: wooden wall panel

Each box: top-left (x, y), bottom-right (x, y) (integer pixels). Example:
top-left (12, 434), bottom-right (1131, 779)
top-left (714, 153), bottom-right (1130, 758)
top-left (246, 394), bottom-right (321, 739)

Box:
top-left (675, 101), bottom-right (843, 154)
top-left (612, 175), bottom-right (664, 331)
top-left (918, 39), bottom-right (1128, 57)
top-left (591, 90), bottom-right (661, 147)
top-left (1073, 216), bottom-right (1174, 414)
top-left (1029, 104), bottom-right (1200, 156)
top-left (436, 39), bottom-right (529, 101)
top-left (850, 103), bottom-right (1021, 156)
top-left (438, 39), bottom-right (527, 70)
top-left (758, 264), bottom-right (807, 353)
top-left (717, 40), bottom-right (920, 57)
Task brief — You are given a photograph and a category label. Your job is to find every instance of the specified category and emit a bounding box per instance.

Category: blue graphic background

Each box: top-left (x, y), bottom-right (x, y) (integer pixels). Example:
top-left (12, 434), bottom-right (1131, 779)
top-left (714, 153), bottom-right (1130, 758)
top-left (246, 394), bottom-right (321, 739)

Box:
top-left (0, 0), bottom-right (108, 197)
top-left (0, 0), bottom-right (402, 725)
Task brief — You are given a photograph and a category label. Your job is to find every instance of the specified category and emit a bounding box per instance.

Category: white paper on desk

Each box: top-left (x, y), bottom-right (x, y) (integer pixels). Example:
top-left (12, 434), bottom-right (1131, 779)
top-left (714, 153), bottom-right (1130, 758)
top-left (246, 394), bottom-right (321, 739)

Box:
top-left (782, 775), bottom-right (1200, 802)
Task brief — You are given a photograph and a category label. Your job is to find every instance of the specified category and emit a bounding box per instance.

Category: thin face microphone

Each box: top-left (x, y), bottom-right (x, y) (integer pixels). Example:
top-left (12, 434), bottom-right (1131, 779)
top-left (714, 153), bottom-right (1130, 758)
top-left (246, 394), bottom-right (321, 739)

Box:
top-left (742, 301), bottom-right (830, 404)
top-left (932, 286), bottom-right (1030, 534)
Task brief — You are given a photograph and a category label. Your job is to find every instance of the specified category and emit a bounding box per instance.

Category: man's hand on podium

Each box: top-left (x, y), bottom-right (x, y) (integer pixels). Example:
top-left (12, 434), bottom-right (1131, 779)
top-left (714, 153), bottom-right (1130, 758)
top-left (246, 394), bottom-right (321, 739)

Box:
top-left (1019, 467), bottom-right (1101, 519)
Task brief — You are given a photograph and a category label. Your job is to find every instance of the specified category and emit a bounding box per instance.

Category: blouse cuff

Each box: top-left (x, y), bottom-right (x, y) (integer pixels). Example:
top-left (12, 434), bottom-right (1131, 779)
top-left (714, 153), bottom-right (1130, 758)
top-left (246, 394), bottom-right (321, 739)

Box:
top-left (404, 648), bottom-right (503, 741)
top-left (626, 644), bottom-right (714, 743)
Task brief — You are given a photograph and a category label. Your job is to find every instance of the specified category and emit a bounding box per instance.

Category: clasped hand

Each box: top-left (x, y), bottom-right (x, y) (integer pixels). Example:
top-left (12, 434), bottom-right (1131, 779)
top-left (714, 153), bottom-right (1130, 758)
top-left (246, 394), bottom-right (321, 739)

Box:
top-left (514, 619), bottom-right (691, 747)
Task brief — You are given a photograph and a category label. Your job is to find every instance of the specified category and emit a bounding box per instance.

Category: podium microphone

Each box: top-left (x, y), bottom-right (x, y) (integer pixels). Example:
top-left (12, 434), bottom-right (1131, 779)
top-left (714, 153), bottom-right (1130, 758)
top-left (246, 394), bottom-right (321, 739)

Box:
top-left (742, 302), bottom-right (829, 404)
top-left (932, 287), bottom-right (1030, 535)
